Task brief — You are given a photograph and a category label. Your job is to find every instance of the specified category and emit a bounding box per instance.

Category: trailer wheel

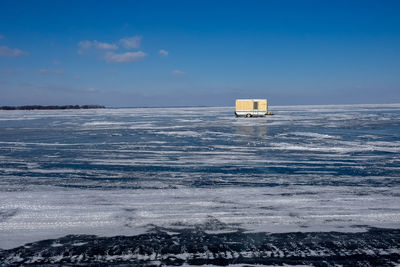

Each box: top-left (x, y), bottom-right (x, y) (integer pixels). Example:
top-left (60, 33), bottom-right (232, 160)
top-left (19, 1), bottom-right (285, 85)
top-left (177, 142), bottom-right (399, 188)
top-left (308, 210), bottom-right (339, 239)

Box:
top-left (246, 113), bottom-right (252, 118)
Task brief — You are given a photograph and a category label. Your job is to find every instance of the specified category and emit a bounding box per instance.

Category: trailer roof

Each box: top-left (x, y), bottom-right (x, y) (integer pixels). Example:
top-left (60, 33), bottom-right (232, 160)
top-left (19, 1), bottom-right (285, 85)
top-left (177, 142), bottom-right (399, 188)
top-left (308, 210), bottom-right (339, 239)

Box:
top-left (236, 99), bottom-right (267, 101)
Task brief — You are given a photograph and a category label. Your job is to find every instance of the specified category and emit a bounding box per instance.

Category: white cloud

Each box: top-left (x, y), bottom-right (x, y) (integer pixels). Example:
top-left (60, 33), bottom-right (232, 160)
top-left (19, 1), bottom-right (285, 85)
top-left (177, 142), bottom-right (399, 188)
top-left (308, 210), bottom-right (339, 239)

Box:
top-left (77, 36), bottom-right (147, 63)
top-left (172, 70), bottom-right (185, 75)
top-left (78, 40), bottom-right (118, 54)
top-left (38, 69), bottom-right (64, 75)
top-left (104, 51), bottom-right (146, 63)
top-left (119, 35), bottom-right (142, 49)
top-left (95, 41), bottom-right (118, 50)
top-left (0, 46), bottom-right (29, 57)
top-left (86, 87), bottom-right (96, 92)
top-left (159, 49), bottom-right (168, 56)
top-left (53, 60), bottom-right (62, 65)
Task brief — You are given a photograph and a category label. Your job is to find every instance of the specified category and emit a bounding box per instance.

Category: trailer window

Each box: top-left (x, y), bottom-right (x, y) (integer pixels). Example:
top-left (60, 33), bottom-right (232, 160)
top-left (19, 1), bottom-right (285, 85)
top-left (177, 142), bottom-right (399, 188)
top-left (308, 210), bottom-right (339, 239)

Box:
top-left (253, 101), bottom-right (258, 110)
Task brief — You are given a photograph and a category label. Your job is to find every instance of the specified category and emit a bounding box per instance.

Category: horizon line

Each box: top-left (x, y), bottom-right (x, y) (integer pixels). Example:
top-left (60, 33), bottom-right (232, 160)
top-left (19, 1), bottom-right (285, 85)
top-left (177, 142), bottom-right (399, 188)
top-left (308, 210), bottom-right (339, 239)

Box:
top-left (107, 102), bottom-right (400, 109)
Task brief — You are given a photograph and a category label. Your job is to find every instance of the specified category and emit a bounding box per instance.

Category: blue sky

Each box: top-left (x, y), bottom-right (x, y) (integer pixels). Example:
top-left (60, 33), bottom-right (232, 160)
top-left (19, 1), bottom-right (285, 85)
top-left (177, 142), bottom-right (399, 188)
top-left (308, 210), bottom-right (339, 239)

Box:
top-left (0, 0), bottom-right (399, 107)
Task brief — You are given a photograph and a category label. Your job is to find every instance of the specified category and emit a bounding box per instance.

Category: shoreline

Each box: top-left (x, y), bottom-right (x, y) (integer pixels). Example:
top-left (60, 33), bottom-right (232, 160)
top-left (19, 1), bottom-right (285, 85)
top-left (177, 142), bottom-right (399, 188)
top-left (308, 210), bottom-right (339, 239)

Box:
top-left (0, 105), bottom-right (105, 110)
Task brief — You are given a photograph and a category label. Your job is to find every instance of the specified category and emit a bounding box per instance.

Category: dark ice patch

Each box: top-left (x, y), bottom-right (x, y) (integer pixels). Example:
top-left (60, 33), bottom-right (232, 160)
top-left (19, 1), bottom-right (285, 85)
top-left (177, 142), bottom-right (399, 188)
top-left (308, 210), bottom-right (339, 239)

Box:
top-left (1, 227), bottom-right (399, 266)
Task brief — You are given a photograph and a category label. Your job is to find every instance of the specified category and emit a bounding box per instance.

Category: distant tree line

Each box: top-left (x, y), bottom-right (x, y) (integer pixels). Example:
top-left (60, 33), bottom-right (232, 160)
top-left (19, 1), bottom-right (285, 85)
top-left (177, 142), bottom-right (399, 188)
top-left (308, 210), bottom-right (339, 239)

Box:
top-left (0, 105), bottom-right (105, 110)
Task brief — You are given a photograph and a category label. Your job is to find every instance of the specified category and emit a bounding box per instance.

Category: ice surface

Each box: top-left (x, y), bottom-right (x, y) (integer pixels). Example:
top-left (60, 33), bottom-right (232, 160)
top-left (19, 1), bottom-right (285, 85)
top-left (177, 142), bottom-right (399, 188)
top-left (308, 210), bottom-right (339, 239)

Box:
top-left (0, 104), bottom-right (400, 250)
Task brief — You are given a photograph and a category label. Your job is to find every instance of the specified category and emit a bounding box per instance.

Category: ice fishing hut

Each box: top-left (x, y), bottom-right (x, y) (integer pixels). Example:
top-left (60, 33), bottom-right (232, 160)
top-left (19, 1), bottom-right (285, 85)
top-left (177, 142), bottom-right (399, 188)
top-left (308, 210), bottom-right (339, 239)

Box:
top-left (235, 99), bottom-right (271, 117)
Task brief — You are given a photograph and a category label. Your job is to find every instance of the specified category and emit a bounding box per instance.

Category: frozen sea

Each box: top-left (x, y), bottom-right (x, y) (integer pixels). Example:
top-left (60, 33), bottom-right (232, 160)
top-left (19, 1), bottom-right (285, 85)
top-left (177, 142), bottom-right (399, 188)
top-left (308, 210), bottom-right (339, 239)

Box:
top-left (1, 104), bottom-right (400, 265)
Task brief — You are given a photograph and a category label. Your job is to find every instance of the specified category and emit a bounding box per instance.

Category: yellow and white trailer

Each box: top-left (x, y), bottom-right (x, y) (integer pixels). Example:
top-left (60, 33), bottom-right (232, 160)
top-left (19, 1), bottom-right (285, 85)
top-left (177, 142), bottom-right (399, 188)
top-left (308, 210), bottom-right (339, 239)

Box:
top-left (235, 99), bottom-right (270, 117)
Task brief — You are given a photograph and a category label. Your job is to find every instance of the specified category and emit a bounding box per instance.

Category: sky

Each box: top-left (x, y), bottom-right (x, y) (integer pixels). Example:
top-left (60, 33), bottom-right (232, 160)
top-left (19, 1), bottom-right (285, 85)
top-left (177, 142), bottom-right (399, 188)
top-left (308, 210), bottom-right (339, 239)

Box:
top-left (0, 0), bottom-right (399, 107)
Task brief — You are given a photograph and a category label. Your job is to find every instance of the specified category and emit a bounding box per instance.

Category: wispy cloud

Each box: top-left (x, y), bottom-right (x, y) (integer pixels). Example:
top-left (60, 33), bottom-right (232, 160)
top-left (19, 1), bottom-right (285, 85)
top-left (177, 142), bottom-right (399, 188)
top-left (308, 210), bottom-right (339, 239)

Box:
top-left (78, 35), bottom-right (147, 64)
top-left (86, 87), bottom-right (96, 92)
top-left (78, 40), bottom-right (118, 54)
top-left (0, 46), bottom-right (29, 57)
top-left (159, 49), bottom-right (168, 56)
top-left (119, 35), bottom-right (142, 49)
top-left (95, 42), bottom-right (118, 50)
top-left (104, 51), bottom-right (146, 63)
top-left (0, 35), bottom-right (3, 40)
top-left (53, 60), bottom-right (62, 65)
top-left (0, 68), bottom-right (24, 74)
top-left (172, 70), bottom-right (185, 75)
top-left (38, 69), bottom-right (64, 75)
top-left (78, 40), bottom-right (92, 50)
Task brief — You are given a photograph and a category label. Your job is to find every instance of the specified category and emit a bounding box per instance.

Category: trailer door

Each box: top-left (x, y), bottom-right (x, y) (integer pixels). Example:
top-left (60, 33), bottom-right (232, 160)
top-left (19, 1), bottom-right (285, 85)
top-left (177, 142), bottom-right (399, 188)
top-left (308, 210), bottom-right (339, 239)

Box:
top-left (253, 101), bottom-right (258, 110)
